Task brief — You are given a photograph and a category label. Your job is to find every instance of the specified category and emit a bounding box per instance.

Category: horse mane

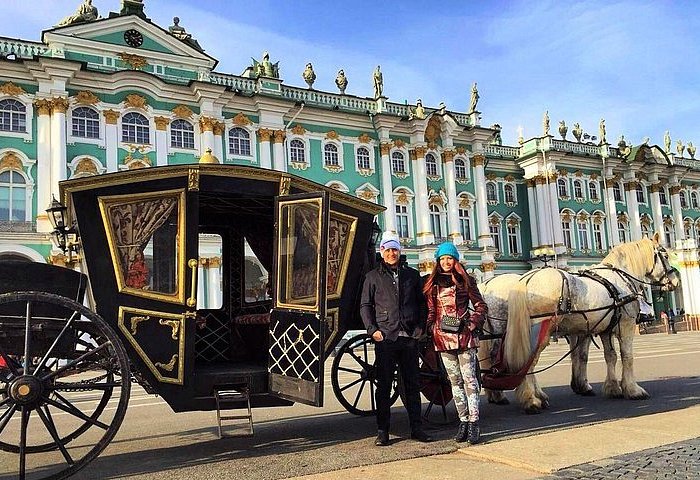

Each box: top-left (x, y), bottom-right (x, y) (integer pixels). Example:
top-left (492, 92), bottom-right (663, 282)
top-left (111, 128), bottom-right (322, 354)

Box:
top-left (601, 238), bottom-right (653, 278)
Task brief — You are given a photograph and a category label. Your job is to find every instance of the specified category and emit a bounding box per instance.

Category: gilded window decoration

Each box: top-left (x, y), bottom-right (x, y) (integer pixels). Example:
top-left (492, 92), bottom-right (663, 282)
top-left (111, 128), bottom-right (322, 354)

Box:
top-left (327, 212), bottom-right (357, 300)
top-left (100, 189), bottom-right (186, 304)
top-left (123, 93), bottom-right (148, 109)
top-left (232, 112), bottom-right (253, 126)
top-left (74, 90), bottom-right (100, 105)
top-left (172, 104), bottom-right (194, 119)
top-left (0, 82), bottom-right (25, 97)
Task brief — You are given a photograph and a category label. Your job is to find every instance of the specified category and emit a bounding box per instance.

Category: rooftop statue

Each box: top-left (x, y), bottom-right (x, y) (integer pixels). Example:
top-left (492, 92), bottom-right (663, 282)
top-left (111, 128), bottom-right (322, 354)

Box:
top-left (543, 110), bottom-right (550, 136)
top-left (664, 130), bottom-right (671, 154)
top-left (618, 135), bottom-right (632, 157)
top-left (558, 120), bottom-right (567, 140)
top-left (373, 65), bottom-right (383, 98)
top-left (252, 51), bottom-right (280, 79)
top-left (167, 17), bottom-right (203, 51)
top-left (469, 82), bottom-right (479, 113)
top-left (676, 139), bottom-right (685, 156)
top-left (572, 122), bottom-right (582, 142)
top-left (335, 69), bottom-right (348, 95)
top-left (302, 63), bottom-right (316, 89)
top-left (687, 142), bottom-right (696, 159)
top-left (57, 0), bottom-right (98, 27)
top-left (599, 118), bottom-right (606, 145)
top-left (409, 99), bottom-right (425, 120)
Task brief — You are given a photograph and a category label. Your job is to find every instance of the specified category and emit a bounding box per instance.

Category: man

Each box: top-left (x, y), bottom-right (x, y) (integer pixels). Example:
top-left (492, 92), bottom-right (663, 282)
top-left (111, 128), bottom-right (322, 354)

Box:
top-left (360, 235), bottom-right (430, 446)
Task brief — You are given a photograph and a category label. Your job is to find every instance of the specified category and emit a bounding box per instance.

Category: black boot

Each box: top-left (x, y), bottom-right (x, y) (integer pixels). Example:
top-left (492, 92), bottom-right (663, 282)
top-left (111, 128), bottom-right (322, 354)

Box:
top-left (467, 421), bottom-right (480, 444)
top-left (455, 422), bottom-right (469, 442)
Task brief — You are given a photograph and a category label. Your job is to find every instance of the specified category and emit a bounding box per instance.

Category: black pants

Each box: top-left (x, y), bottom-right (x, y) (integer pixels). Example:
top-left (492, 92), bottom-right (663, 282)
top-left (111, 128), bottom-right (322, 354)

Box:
top-left (375, 336), bottom-right (422, 432)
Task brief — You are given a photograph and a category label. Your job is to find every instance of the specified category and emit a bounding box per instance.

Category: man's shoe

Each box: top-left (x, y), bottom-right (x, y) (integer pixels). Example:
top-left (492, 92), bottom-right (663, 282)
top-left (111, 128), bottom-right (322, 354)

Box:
top-left (455, 421), bottom-right (469, 442)
top-left (467, 421), bottom-right (480, 444)
top-left (638, 313), bottom-right (654, 324)
top-left (375, 430), bottom-right (389, 446)
top-left (410, 429), bottom-right (432, 443)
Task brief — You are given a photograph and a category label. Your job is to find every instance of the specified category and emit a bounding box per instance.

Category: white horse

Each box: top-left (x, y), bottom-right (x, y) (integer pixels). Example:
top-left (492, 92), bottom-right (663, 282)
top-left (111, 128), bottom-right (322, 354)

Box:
top-left (480, 235), bottom-right (679, 413)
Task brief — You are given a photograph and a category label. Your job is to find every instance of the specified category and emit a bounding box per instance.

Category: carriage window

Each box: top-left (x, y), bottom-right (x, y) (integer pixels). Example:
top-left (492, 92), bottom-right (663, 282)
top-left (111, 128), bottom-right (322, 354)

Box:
top-left (197, 233), bottom-right (223, 309)
top-left (244, 237), bottom-right (270, 303)
top-left (101, 191), bottom-right (184, 300)
top-left (276, 199), bottom-right (322, 310)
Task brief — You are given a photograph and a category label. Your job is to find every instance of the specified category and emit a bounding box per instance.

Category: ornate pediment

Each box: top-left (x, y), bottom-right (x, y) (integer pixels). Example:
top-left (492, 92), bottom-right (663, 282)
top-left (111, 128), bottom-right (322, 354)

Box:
top-left (75, 157), bottom-right (98, 176)
top-left (232, 112), bottom-right (253, 126)
top-left (0, 82), bottom-right (25, 97)
top-left (0, 152), bottom-right (23, 171)
top-left (172, 104), bottom-right (194, 119)
top-left (123, 94), bottom-right (148, 110)
top-left (74, 90), bottom-right (100, 105)
top-left (358, 133), bottom-right (372, 144)
top-left (291, 124), bottom-right (306, 135)
top-left (325, 130), bottom-right (339, 140)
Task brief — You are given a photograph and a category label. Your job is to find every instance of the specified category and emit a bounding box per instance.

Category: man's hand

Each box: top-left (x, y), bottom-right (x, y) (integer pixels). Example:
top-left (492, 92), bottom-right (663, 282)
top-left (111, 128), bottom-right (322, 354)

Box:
top-left (372, 330), bottom-right (384, 342)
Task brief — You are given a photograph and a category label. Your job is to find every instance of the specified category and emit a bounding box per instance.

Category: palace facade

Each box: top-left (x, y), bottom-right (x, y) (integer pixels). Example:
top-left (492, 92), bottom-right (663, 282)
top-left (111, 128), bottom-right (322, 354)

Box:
top-left (0, 1), bottom-right (698, 317)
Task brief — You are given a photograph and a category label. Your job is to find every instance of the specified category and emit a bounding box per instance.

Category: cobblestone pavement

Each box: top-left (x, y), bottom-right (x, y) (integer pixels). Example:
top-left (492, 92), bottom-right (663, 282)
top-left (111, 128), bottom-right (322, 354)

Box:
top-left (541, 438), bottom-right (700, 480)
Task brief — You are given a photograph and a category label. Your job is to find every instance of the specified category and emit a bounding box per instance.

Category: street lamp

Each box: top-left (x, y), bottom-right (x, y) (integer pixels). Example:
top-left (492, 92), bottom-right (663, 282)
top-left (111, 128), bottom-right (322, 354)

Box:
top-left (533, 246), bottom-right (556, 267)
top-left (46, 196), bottom-right (79, 263)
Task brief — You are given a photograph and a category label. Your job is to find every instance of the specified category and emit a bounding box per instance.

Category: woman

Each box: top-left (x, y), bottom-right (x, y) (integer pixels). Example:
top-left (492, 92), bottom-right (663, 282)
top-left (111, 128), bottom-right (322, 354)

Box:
top-left (424, 242), bottom-right (488, 444)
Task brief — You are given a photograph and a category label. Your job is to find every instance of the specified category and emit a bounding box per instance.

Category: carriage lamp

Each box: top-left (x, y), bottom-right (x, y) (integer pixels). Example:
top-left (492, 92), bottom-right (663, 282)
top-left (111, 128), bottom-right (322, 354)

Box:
top-left (46, 196), bottom-right (79, 258)
top-left (370, 220), bottom-right (382, 247)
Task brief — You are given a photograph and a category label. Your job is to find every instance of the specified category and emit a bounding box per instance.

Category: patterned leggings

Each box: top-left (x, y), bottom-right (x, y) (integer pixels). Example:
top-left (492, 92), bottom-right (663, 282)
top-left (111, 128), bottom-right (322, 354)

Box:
top-left (440, 348), bottom-right (480, 423)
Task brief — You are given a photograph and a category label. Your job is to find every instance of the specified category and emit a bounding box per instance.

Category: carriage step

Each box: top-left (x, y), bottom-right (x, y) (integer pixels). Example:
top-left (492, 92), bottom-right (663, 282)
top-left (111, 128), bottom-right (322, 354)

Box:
top-left (214, 384), bottom-right (254, 438)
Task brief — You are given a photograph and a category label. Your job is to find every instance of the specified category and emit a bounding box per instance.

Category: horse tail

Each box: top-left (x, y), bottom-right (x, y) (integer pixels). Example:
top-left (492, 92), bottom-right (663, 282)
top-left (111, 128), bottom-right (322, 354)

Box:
top-left (503, 279), bottom-right (532, 373)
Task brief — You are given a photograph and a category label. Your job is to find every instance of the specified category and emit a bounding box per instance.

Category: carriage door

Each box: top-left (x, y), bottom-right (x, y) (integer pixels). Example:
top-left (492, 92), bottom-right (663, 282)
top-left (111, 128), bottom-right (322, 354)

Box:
top-left (269, 192), bottom-right (329, 406)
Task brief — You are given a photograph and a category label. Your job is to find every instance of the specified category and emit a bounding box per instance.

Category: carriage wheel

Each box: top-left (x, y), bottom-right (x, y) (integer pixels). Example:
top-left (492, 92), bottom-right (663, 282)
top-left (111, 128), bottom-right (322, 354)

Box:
top-left (0, 292), bottom-right (130, 480)
top-left (331, 333), bottom-right (400, 416)
top-left (418, 344), bottom-right (453, 423)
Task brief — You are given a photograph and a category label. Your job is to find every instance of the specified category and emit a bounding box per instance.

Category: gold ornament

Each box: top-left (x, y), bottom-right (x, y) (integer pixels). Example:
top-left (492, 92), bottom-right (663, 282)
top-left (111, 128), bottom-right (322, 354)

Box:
top-left (117, 52), bottom-right (148, 70)
top-left (123, 94), bottom-right (148, 110)
top-left (172, 104), bottom-right (194, 119)
top-left (103, 109), bottom-right (120, 124)
top-left (74, 90), bottom-right (99, 105)
top-left (154, 116), bottom-right (170, 131)
top-left (232, 112), bottom-right (252, 126)
top-left (0, 82), bottom-right (25, 97)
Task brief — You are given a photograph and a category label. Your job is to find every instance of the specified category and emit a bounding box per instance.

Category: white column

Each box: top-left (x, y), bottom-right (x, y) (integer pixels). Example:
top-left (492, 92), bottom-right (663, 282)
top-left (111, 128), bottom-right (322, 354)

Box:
top-left (526, 180), bottom-right (539, 249)
top-left (213, 122), bottom-right (224, 163)
top-left (379, 142), bottom-right (396, 234)
top-left (624, 179), bottom-right (642, 241)
top-left (604, 176), bottom-right (619, 246)
top-left (273, 130), bottom-right (286, 172)
top-left (154, 116), bottom-right (169, 167)
top-left (104, 110), bottom-right (119, 172)
top-left (199, 116), bottom-right (216, 156)
top-left (49, 98), bottom-right (69, 198)
top-left (34, 99), bottom-right (52, 232)
top-left (650, 182), bottom-right (664, 240)
top-left (257, 129), bottom-right (272, 169)
top-left (670, 185), bottom-right (684, 244)
top-left (535, 177), bottom-right (552, 247)
top-left (472, 154), bottom-right (492, 248)
top-left (196, 262), bottom-right (206, 309)
top-left (411, 146), bottom-right (433, 245)
top-left (207, 257), bottom-right (222, 307)
top-left (442, 149), bottom-right (462, 244)
top-left (547, 177), bottom-right (564, 249)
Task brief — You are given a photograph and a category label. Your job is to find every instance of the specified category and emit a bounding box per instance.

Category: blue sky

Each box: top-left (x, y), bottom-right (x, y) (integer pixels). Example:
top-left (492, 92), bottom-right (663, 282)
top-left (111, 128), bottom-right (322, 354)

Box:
top-left (4, 0), bottom-right (700, 149)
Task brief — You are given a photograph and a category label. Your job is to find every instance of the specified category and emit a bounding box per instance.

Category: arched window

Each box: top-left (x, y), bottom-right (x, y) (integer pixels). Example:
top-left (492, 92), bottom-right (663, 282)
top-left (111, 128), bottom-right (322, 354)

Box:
top-left (504, 184), bottom-right (515, 204)
top-left (573, 180), bottom-right (584, 200)
top-left (664, 223), bottom-right (675, 246)
top-left (430, 204), bottom-right (443, 238)
top-left (425, 153), bottom-right (438, 177)
top-left (229, 127), bottom-right (251, 156)
top-left (391, 151), bottom-right (406, 174)
top-left (691, 192), bottom-right (699, 209)
top-left (356, 146), bottom-right (370, 170)
top-left (592, 221), bottom-right (605, 251)
top-left (121, 112), bottom-right (149, 144)
top-left (486, 182), bottom-right (497, 202)
top-left (680, 191), bottom-right (688, 208)
top-left (289, 139), bottom-right (305, 163)
top-left (684, 221), bottom-right (692, 240)
top-left (395, 204), bottom-right (409, 238)
top-left (324, 143), bottom-right (339, 166)
top-left (636, 184), bottom-right (645, 203)
top-left (489, 220), bottom-right (501, 252)
top-left (557, 178), bottom-right (568, 198)
top-left (588, 181), bottom-right (599, 201)
top-left (0, 170), bottom-right (26, 221)
top-left (0, 99), bottom-right (27, 133)
top-left (507, 221), bottom-right (520, 255)
top-left (562, 216), bottom-right (573, 250)
top-left (71, 106), bottom-right (100, 138)
top-left (455, 159), bottom-right (467, 180)
top-left (641, 223), bottom-right (650, 238)
top-left (170, 119), bottom-right (194, 149)
top-left (618, 220), bottom-right (629, 243)
top-left (613, 182), bottom-right (623, 202)
top-left (577, 220), bottom-right (589, 250)
top-left (459, 206), bottom-right (471, 241)
top-left (659, 187), bottom-right (668, 206)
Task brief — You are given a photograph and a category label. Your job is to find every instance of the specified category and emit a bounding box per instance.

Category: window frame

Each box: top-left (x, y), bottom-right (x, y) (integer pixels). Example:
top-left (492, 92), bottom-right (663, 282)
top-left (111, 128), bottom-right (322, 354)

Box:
top-left (70, 106), bottom-right (101, 140)
top-left (170, 119), bottom-right (195, 150)
top-left (454, 157), bottom-right (469, 182)
top-left (121, 111), bottom-right (151, 145)
top-left (228, 126), bottom-right (252, 157)
top-left (0, 168), bottom-right (30, 222)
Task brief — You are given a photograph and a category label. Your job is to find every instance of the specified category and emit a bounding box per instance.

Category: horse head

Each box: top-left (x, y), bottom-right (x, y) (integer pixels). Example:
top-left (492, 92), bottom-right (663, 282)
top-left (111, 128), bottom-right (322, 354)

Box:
top-left (648, 233), bottom-right (680, 291)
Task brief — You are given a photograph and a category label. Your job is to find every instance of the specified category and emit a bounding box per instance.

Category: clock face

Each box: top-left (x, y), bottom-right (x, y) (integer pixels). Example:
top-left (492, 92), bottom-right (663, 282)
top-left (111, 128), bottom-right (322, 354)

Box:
top-left (124, 29), bottom-right (144, 48)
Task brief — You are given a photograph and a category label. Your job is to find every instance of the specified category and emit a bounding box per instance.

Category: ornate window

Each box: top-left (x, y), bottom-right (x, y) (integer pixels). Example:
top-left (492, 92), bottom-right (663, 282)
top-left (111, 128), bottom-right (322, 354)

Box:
top-left (489, 222), bottom-right (501, 253)
top-left (557, 178), bottom-right (569, 198)
top-left (641, 223), bottom-right (650, 238)
top-left (0, 169), bottom-right (27, 221)
top-left (573, 179), bottom-right (584, 200)
top-left (395, 204), bottom-right (410, 239)
top-left (121, 112), bottom-right (150, 144)
top-left (562, 216), bottom-right (573, 250)
top-left (324, 143), bottom-right (339, 166)
top-left (170, 119), bottom-right (194, 149)
top-left (455, 159), bottom-right (467, 180)
top-left (588, 181), bottom-right (599, 201)
top-left (486, 182), bottom-right (498, 203)
top-left (229, 127), bottom-right (251, 156)
top-left (356, 146), bottom-right (370, 170)
top-left (592, 222), bottom-right (605, 251)
top-left (425, 153), bottom-right (438, 177)
top-left (289, 139), bottom-right (306, 164)
top-left (684, 220), bottom-right (692, 240)
top-left (429, 204), bottom-right (444, 239)
top-left (636, 184), bottom-right (646, 203)
top-left (691, 192), bottom-right (699, 209)
top-left (613, 182), bottom-right (623, 202)
top-left (618, 220), bottom-right (629, 243)
top-left (391, 151), bottom-right (406, 174)
top-left (659, 187), bottom-right (668, 206)
top-left (504, 183), bottom-right (516, 204)
top-left (71, 106), bottom-right (100, 139)
top-left (664, 222), bottom-right (675, 246)
top-left (577, 220), bottom-right (590, 251)
top-left (680, 191), bottom-right (688, 209)
top-left (0, 99), bottom-right (26, 133)
top-left (459, 207), bottom-right (471, 242)
top-left (695, 221), bottom-right (700, 241)
top-left (506, 220), bottom-right (520, 256)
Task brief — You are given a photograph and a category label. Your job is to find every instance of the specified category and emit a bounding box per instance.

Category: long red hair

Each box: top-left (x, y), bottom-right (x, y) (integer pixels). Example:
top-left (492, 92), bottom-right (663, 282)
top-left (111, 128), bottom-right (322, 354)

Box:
top-left (422, 259), bottom-right (468, 296)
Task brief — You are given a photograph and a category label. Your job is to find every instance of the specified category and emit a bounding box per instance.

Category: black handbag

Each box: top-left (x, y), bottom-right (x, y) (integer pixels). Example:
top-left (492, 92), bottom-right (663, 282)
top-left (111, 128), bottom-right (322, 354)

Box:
top-left (439, 314), bottom-right (462, 333)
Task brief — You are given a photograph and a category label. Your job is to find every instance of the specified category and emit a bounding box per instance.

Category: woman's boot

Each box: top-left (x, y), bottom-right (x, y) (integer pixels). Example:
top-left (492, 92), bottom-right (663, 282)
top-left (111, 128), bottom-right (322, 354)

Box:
top-left (455, 422), bottom-right (469, 442)
top-left (467, 421), bottom-right (480, 444)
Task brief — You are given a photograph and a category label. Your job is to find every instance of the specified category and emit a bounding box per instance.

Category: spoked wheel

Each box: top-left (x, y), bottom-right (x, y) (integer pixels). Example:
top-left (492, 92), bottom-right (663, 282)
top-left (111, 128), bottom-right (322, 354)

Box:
top-left (0, 292), bottom-right (131, 480)
top-left (419, 343), bottom-right (453, 423)
top-left (331, 334), bottom-right (400, 416)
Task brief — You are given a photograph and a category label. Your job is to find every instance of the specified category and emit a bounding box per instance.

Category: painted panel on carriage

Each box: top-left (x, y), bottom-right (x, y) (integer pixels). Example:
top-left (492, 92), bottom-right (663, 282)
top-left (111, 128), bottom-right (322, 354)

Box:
top-left (327, 211), bottom-right (357, 300)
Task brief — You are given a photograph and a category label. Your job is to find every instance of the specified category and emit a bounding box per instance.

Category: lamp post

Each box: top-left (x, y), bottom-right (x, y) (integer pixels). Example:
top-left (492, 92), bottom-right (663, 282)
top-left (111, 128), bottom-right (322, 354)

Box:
top-left (532, 246), bottom-right (556, 267)
top-left (46, 196), bottom-right (79, 266)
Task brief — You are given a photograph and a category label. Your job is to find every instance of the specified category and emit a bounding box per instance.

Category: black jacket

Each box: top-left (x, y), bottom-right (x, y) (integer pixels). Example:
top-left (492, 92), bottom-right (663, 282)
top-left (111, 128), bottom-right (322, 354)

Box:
top-left (360, 260), bottom-right (426, 341)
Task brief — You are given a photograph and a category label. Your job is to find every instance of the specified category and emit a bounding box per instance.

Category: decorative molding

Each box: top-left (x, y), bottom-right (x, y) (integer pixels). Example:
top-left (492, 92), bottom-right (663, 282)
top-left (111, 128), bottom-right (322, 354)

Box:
top-left (574, 169), bottom-right (583, 177)
top-left (471, 154), bottom-right (485, 167)
top-left (51, 97), bottom-right (70, 114)
top-left (279, 176), bottom-right (291, 196)
top-left (358, 133), bottom-right (372, 144)
top-left (0, 152), bottom-right (23, 171)
top-left (325, 130), bottom-right (339, 140)
top-left (486, 172), bottom-right (497, 181)
top-left (290, 124), bottom-right (306, 135)
top-left (456, 146), bottom-right (467, 155)
top-left (526, 178), bottom-right (536, 188)
top-left (409, 150), bottom-right (417, 162)
top-left (74, 90), bottom-right (99, 105)
top-left (75, 158), bottom-right (98, 176)
top-left (590, 172), bottom-right (599, 180)
top-left (504, 174), bottom-right (515, 182)
top-left (323, 164), bottom-right (343, 174)
top-left (232, 112), bottom-right (252, 126)
top-left (358, 188), bottom-right (377, 201)
top-left (393, 171), bottom-right (409, 180)
top-left (459, 197), bottom-right (471, 208)
top-left (380, 142), bottom-right (392, 155)
top-left (257, 128), bottom-right (273, 142)
top-left (123, 94), bottom-right (148, 110)
top-left (33, 99), bottom-right (52, 116)
top-left (273, 130), bottom-right (286, 143)
top-left (118, 52), bottom-right (148, 70)
top-left (393, 138), bottom-right (405, 149)
top-left (412, 146), bottom-right (427, 158)
top-left (624, 180), bottom-right (639, 191)
top-left (199, 116), bottom-right (216, 133)
top-left (172, 104), bottom-right (193, 119)
top-left (442, 149), bottom-right (455, 162)
top-left (670, 185), bottom-right (682, 195)
top-left (103, 109), bottom-right (120, 124)
top-left (428, 194), bottom-right (444, 206)
top-left (289, 161), bottom-right (309, 171)
top-left (650, 183), bottom-right (662, 193)
top-left (154, 116), bottom-right (170, 131)
top-left (0, 82), bottom-right (25, 97)
top-left (481, 261), bottom-right (497, 272)
top-left (395, 191), bottom-right (410, 205)
top-left (213, 121), bottom-right (225, 136)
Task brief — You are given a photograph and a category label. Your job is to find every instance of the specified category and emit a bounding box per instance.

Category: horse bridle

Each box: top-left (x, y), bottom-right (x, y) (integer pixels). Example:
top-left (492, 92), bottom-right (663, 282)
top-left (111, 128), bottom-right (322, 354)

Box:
top-left (649, 245), bottom-right (678, 290)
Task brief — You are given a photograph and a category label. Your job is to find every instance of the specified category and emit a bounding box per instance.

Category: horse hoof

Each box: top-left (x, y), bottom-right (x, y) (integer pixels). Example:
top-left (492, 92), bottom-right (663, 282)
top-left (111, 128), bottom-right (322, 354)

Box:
top-left (489, 397), bottom-right (510, 405)
top-left (524, 406), bottom-right (542, 414)
top-left (626, 392), bottom-right (650, 400)
top-left (580, 389), bottom-right (596, 397)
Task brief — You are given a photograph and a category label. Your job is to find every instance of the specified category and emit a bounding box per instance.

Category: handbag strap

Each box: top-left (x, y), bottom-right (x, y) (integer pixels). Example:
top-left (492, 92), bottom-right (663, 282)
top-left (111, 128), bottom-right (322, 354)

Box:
top-left (436, 284), bottom-right (468, 320)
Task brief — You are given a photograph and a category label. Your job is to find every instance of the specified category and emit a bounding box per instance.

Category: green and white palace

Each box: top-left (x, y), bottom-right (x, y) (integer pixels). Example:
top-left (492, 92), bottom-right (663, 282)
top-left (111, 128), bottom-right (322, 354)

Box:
top-left (1, 0), bottom-right (699, 320)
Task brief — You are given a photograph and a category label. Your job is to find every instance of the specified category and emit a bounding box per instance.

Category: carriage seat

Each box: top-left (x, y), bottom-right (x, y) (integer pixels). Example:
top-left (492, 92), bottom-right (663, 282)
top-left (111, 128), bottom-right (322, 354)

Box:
top-left (233, 313), bottom-right (271, 325)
